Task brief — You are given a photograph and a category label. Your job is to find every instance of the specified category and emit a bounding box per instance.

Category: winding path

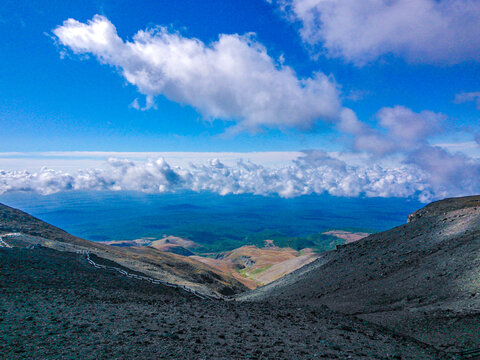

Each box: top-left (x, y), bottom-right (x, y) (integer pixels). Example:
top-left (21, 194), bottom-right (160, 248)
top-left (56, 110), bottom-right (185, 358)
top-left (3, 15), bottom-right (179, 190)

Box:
top-left (78, 250), bottom-right (215, 301)
top-left (0, 237), bottom-right (12, 248)
top-left (0, 233), bottom-right (216, 300)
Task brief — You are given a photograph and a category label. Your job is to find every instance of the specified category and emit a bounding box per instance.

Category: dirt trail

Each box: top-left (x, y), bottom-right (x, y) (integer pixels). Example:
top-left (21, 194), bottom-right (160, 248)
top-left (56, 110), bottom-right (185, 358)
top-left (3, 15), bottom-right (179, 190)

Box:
top-left (80, 250), bottom-right (215, 300)
top-left (0, 237), bottom-right (11, 248)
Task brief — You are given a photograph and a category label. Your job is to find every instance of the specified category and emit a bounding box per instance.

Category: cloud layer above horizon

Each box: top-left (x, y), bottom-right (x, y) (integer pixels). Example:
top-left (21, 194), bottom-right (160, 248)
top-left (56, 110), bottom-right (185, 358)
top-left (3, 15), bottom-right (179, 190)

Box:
top-left (46, 12), bottom-right (480, 203)
top-left (274, 0), bottom-right (480, 64)
top-left (2, 150), bottom-right (479, 203)
top-left (53, 15), bottom-right (341, 132)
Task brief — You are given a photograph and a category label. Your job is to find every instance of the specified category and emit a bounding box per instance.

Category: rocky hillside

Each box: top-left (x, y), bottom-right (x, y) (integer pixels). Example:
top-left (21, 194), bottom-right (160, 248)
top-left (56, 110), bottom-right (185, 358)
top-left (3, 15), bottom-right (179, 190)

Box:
top-left (238, 195), bottom-right (480, 352)
top-left (0, 245), bottom-right (448, 359)
top-left (0, 203), bottom-right (248, 297)
top-left (0, 198), bottom-right (469, 358)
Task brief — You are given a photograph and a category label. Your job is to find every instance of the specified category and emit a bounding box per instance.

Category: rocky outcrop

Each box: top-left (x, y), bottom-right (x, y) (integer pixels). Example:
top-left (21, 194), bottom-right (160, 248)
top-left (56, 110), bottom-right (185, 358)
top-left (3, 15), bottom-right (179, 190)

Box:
top-left (407, 195), bottom-right (480, 223)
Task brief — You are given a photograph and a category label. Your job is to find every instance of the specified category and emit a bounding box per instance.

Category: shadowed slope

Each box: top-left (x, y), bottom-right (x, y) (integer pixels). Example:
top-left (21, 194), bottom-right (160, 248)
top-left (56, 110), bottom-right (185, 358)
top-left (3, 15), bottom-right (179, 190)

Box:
top-left (238, 196), bottom-right (480, 352)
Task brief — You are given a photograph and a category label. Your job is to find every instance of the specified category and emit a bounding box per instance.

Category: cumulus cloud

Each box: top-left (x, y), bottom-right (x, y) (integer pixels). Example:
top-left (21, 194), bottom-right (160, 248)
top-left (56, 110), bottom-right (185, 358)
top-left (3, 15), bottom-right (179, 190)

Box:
top-left (454, 91), bottom-right (480, 110)
top-left (407, 146), bottom-right (480, 200)
top-left (339, 106), bottom-right (445, 156)
top-left (53, 15), bottom-right (341, 132)
top-left (2, 151), bottom-right (479, 202)
top-left (333, 107), bottom-right (478, 200)
top-left (274, 0), bottom-right (480, 65)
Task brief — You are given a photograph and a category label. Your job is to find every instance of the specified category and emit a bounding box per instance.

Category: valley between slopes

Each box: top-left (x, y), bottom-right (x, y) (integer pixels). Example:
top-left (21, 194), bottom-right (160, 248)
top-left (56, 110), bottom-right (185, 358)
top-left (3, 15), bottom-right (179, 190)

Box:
top-left (1, 196), bottom-right (479, 358)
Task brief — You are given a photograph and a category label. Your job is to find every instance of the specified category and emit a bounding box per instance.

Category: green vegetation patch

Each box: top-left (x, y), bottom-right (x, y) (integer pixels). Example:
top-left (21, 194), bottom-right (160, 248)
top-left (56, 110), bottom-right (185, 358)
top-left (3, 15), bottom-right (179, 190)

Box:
top-left (238, 264), bottom-right (273, 278)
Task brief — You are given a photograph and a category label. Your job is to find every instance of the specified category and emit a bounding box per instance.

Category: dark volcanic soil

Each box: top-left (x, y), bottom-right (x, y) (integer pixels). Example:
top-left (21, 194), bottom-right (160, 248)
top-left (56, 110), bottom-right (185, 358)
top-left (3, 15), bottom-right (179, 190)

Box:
top-left (239, 196), bottom-right (480, 354)
top-left (0, 247), bottom-right (446, 359)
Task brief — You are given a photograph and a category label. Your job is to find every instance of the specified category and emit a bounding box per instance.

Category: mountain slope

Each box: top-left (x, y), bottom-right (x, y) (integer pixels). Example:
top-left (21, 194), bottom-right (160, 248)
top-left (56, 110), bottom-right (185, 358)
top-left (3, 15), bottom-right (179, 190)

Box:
top-left (0, 245), bottom-right (448, 359)
top-left (0, 202), bottom-right (248, 297)
top-left (238, 195), bottom-right (480, 352)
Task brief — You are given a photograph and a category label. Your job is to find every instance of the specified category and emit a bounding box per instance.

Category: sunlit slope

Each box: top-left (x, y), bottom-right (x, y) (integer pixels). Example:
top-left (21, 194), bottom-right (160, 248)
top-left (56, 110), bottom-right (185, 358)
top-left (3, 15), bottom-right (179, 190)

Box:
top-left (192, 244), bottom-right (318, 289)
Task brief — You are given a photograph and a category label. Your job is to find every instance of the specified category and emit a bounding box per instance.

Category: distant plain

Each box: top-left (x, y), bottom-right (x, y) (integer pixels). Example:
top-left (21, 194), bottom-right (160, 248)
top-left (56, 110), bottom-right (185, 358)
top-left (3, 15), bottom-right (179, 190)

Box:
top-left (0, 191), bottom-right (421, 253)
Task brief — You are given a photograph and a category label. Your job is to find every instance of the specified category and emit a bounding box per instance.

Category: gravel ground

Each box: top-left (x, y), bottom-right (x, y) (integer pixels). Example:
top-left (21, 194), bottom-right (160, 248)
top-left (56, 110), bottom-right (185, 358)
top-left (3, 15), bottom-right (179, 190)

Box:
top-left (0, 247), bottom-right (447, 359)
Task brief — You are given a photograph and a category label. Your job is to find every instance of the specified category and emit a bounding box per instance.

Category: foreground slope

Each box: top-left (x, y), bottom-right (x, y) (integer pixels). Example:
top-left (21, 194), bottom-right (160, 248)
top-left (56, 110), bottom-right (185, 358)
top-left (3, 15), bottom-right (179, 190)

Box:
top-left (0, 203), bottom-right (247, 297)
top-left (0, 246), bottom-right (447, 359)
top-left (238, 195), bottom-right (480, 352)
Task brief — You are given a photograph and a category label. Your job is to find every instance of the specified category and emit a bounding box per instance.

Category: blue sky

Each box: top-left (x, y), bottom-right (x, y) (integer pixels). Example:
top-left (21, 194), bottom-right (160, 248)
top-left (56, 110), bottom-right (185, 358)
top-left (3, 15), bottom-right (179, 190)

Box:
top-left (1, 0), bottom-right (480, 201)
top-left (1, 0), bottom-right (479, 151)
top-left (1, 0), bottom-right (320, 151)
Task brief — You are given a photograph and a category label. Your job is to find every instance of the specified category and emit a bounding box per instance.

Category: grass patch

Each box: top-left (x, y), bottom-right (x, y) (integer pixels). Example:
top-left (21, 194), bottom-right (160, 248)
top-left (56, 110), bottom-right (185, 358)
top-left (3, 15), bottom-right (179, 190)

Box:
top-left (250, 265), bottom-right (273, 275)
top-left (238, 264), bottom-right (273, 278)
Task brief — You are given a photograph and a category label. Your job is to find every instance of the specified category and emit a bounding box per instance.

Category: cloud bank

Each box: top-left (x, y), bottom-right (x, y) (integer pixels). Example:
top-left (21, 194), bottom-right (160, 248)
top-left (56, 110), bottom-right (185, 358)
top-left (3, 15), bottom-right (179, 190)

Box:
top-left (53, 15), bottom-right (341, 132)
top-left (274, 0), bottom-right (480, 65)
top-left (2, 151), bottom-right (479, 202)
top-left (47, 14), bottom-right (480, 203)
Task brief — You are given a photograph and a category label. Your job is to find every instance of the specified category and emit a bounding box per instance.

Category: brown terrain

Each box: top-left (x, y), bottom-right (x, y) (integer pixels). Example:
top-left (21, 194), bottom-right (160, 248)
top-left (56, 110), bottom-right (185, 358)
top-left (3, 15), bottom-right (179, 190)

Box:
top-left (101, 234), bottom-right (319, 287)
top-left (105, 235), bottom-right (198, 256)
top-left (102, 237), bottom-right (154, 247)
top-left (322, 230), bottom-right (370, 243)
top-left (149, 236), bottom-right (198, 251)
top-left (192, 244), bottom-right (318, 289)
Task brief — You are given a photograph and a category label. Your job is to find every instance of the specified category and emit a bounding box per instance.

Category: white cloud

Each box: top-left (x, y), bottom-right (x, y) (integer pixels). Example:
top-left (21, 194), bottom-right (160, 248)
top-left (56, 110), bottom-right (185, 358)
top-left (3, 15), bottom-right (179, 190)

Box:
top-left (53, 15), bottom-right (341, 132)
top-left (274, 0), bottom-right (480, 65)
top-left (130, 96), bottom-right (156, 111)
top-left (339, 106), bottom-right (445, 156)
top-left (2, 151), bottom-right (479, 202)
top-left (377, 107), bottom-right (444, 144)
top-left (454, 91), bottom-right (480, 110)
top-left (407, 146), bottom-right (480, 200)
top-left (0, 168), bottom-right (76, 195)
